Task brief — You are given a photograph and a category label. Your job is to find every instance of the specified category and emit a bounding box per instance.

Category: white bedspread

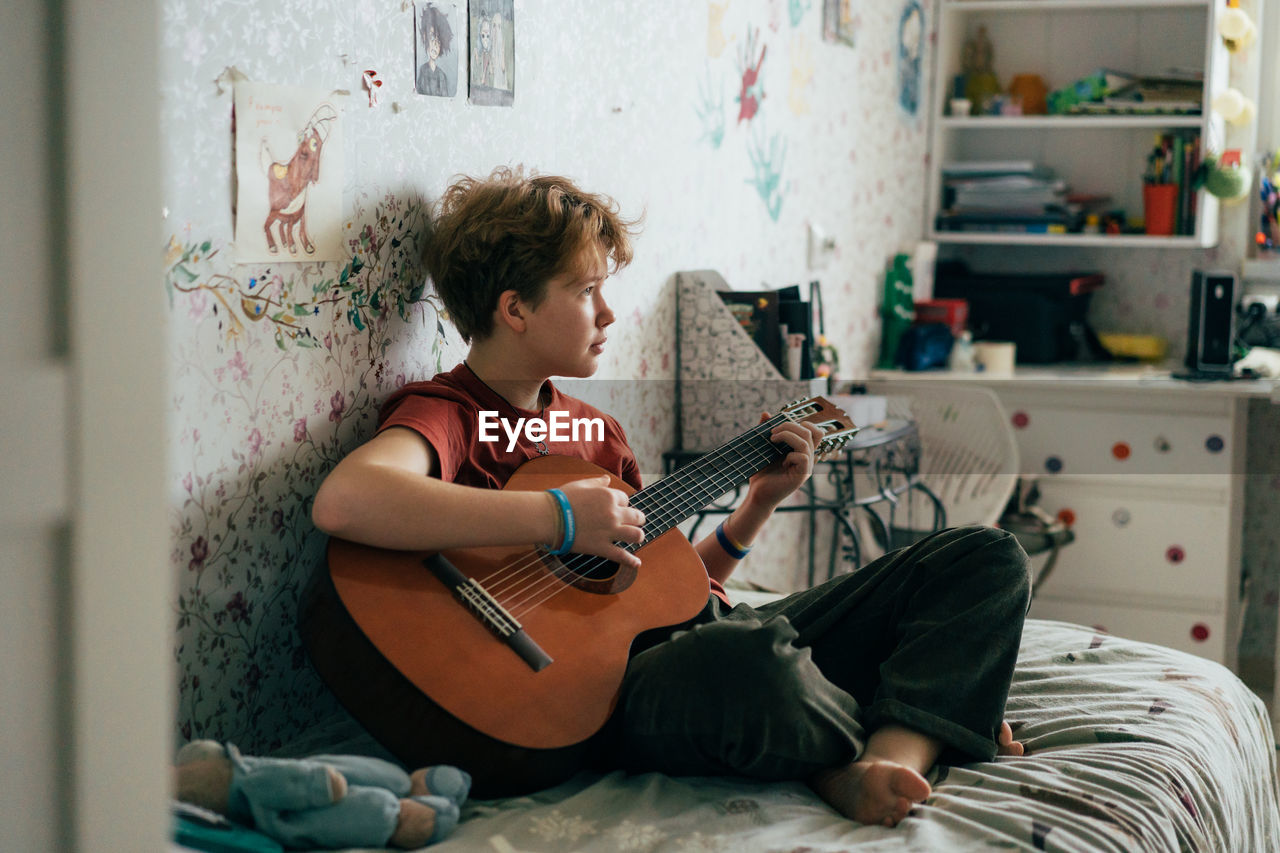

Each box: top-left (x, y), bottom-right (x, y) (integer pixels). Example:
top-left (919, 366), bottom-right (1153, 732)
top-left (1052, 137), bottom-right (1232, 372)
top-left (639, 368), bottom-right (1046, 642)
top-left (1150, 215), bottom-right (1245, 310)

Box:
top-left (307, 619), bottom-right (1280, 852)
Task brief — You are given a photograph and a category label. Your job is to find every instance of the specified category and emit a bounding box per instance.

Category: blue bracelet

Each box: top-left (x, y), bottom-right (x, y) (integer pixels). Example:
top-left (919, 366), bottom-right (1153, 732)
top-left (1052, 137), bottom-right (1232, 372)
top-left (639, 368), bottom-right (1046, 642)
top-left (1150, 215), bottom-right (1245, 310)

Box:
top-left (546, 488), bottom-right (576, 556)
top-left (715, 521), bottom-right (751, 560)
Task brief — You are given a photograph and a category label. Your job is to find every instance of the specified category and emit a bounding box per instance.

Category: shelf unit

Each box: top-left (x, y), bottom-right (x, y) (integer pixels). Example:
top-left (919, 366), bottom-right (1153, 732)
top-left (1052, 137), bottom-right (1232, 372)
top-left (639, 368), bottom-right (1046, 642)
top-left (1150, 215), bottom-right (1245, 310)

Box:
top-left (926, 0), bottom-right (1228, 247)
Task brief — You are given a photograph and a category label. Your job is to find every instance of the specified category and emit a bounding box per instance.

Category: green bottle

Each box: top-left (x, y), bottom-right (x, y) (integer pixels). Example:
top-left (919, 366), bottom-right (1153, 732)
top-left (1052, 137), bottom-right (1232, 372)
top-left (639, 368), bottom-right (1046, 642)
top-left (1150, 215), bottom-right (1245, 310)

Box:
top-left (877, 253), bottom-right (914, 369)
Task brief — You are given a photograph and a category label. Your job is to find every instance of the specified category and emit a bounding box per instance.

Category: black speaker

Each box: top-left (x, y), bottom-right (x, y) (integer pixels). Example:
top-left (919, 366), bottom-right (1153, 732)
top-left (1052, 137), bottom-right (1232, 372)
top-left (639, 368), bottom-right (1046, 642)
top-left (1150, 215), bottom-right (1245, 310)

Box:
top-left (1185, 270), bottom-right (1236, 374)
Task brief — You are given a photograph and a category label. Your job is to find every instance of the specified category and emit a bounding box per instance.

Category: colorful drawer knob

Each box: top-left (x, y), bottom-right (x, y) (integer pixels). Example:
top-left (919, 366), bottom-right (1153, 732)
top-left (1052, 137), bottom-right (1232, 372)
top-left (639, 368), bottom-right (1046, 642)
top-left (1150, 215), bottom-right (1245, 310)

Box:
top-left (1191, 623), bottom-right (1210, 642)
top-left (1056, 508), bottom-right (1076, 526)
top-left (1044, 455), bottom-right (1063, 473)
top-left (1011, 411), bottom-right (1030, 429)
top-left (1205, 434), bottom-right (1224, 453)
top-left (1166, 545), bottom-right (1185, 564)
top-left (1112, 442), bottom-right (1131, 460)
top-left (1112, 508), bottom-right (1130, 527)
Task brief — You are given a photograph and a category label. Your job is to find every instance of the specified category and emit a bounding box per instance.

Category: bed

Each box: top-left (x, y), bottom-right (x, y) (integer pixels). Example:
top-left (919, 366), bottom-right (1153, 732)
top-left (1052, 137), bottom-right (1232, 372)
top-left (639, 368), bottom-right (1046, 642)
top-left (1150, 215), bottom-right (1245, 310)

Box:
top-left (286, 615), bottom-right (1279, 852)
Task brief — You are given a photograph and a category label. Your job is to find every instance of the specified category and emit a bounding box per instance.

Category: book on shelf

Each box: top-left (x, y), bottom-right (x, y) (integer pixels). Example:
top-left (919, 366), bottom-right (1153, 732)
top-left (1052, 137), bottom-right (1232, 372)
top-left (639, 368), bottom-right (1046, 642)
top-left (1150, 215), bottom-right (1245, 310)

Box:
top-left (715, 286), bottom-right (819, 378)
top-left (775, 284), bottom-right (815, 381)
top-left (940, 162), bottom-right (1075, 231)
top-left (941, 161), bottom-right (1047, 179)
top-left (1112, 74), bottom-right (1203, 103)
top-left (934, 210), bottom-right (1081, 234)
top-left (1179, 133), bottom-right (1200, 234)
top-left (949, 180), bottom-right (1068, 210)
top-left (1069, 99), bottom-right (1201, 116)
top-left (716, 289), bottom-right (782, 373)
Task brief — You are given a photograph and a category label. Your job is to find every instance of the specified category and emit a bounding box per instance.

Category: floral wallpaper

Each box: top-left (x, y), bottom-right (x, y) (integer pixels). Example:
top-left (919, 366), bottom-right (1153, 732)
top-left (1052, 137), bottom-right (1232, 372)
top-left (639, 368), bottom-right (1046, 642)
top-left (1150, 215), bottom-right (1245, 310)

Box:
top-left (168, 193), bottom-right (450, 747)
top-left (162, 0), bottom-right (936, 751)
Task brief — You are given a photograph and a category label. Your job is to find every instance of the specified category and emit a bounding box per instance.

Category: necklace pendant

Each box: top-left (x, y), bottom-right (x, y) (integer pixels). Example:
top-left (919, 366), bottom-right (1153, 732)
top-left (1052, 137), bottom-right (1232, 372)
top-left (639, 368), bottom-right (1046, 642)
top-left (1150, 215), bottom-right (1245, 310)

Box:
top-left (534, 440), bottom-right (549, 456)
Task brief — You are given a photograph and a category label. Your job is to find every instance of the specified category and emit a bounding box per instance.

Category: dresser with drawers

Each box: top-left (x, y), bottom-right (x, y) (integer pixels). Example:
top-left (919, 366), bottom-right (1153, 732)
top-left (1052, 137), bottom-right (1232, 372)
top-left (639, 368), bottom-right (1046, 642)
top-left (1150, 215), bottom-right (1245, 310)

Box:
top-left (869, 366), bottom-right (1278, 670)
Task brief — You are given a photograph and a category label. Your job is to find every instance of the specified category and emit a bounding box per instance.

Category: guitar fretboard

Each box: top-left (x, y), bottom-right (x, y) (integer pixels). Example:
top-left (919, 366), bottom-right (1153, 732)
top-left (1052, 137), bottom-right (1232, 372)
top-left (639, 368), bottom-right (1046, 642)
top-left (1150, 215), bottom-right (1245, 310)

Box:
top-left (623, 413), bottom-right (791, 551)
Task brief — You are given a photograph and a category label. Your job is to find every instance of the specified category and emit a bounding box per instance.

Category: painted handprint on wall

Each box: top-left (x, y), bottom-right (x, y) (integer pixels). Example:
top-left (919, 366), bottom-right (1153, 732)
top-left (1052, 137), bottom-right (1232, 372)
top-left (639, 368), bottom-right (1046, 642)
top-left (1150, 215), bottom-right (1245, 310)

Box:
top-left (736, 25), bottom-right (767, 124)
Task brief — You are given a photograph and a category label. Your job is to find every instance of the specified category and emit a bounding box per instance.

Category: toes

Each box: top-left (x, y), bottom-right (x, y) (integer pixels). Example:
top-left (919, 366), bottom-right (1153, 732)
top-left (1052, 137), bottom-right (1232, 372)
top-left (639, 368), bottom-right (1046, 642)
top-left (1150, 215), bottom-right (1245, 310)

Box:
top-left (891, 768), bottom-right (932, 803)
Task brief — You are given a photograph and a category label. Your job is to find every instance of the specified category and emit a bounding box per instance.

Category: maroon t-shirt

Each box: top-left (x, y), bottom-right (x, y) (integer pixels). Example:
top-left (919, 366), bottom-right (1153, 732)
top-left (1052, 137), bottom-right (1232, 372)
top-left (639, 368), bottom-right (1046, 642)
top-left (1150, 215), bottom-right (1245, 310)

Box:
top-left (377, 363), bottom-right (728, 604)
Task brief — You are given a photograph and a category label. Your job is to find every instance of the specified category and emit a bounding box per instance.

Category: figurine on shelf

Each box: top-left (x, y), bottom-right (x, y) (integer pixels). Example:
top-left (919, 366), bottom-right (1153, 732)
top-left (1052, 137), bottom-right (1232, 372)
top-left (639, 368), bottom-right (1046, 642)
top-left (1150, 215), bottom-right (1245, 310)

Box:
top-left (1008, 73), bottom-right (1048, 116)
top-left (961, 25), bottom-right (1000, 114)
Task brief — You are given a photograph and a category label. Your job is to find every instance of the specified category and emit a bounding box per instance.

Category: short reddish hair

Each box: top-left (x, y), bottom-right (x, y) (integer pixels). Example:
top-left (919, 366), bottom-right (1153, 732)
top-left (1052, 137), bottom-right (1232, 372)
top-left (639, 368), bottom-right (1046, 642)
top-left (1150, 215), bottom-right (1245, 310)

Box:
top-left (424, 166), bottom-right (639, 342)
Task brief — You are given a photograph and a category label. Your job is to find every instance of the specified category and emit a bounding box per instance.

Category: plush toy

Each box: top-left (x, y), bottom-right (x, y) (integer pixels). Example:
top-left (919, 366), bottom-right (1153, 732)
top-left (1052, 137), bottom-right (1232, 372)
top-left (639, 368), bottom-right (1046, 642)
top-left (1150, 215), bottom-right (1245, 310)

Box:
top-left (173, 740), bottom-right (470, 850)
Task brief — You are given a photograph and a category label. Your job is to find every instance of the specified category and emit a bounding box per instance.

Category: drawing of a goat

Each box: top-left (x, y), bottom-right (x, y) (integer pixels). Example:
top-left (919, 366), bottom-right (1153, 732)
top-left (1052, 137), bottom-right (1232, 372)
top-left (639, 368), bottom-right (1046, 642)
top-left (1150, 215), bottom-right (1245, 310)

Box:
top-left (260, 103), bottom-right (338, 255)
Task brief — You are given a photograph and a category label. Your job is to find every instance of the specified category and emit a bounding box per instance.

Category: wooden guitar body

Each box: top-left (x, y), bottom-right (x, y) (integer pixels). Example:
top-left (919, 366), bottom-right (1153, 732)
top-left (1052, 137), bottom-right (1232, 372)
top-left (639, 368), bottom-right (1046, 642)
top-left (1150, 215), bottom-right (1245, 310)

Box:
top-left (300, 455), bottom-right (711, 797)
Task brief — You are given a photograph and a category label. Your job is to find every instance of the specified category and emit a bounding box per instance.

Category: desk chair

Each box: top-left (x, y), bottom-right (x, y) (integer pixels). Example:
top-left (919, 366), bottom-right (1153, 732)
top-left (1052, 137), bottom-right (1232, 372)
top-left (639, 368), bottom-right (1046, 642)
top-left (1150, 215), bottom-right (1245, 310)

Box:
top-left (862, 381), bottom-right (1019, 529)
top-left (861, 381), bottom-right (1070, 594)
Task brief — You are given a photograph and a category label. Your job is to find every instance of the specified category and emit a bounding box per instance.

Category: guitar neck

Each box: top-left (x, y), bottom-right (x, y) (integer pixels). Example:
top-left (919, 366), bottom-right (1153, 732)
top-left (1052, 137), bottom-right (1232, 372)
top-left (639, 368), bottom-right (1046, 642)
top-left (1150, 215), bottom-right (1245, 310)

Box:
top-left (625, 414), bottom-right (790, 550)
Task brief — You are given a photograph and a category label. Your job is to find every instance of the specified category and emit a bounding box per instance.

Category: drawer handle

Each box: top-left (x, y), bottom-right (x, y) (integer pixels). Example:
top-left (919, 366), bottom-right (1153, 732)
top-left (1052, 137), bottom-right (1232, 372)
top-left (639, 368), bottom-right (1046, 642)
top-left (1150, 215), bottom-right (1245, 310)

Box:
top-left (1044, 455), bottom-right (1063, 474)
top-left (1191, 623), bottom-right (1210, 643)
top-left (1205, 434), bottom-right (1224, 453)
top-left (1112, 442), bottom-right (1131, 461)
top-left (1056, 508), bottom-right (1076, 527)
top-left (1012, 411), bottom-right (1030, 429)
top-left (1166, 545), bottom-right (1185, 564)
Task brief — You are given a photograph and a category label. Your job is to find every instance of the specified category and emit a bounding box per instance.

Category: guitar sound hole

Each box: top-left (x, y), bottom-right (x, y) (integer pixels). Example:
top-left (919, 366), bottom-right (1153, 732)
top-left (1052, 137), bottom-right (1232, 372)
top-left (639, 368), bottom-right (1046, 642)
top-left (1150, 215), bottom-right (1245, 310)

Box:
top-left (569, 557), bottom-right (619, 582)
top-left (541, 553), bottom-right (637, 595)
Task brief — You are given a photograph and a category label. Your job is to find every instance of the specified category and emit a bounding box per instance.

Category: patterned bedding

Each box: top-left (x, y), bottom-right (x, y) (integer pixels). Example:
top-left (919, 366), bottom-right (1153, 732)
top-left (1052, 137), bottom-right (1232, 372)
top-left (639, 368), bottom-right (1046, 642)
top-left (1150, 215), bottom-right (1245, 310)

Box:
top-left (307, 618), bottom-right (1280, 852)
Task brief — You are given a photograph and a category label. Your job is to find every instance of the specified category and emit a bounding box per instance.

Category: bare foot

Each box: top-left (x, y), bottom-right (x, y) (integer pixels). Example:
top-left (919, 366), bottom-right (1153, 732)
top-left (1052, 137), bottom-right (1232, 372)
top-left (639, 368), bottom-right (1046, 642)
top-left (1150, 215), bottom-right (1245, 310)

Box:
top-left (811, 758), bottom-right (932, 827)
top-left (997, 721), bottom-right (1025, 756)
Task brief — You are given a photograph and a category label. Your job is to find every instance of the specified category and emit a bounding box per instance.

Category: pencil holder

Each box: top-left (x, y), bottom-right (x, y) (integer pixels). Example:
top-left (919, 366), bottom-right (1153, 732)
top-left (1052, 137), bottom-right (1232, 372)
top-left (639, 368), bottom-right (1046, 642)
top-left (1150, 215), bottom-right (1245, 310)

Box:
top-left (1142, 184), bottom-right (1177, 236)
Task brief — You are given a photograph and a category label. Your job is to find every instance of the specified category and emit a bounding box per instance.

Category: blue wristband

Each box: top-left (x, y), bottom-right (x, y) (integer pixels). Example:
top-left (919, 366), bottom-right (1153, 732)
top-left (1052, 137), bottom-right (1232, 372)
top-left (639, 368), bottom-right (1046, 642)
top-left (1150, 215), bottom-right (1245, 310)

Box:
top-left (715, 521), bottom-right (751, 560)
top-left (546, 488), bottom-right (575, 556)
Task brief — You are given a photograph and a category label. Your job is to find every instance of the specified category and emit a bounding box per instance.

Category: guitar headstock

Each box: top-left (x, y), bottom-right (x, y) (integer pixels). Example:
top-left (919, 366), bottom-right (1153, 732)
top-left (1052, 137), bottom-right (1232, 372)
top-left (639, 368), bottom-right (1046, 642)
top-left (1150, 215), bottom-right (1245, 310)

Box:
top-left (779, 396), bottom-right (860, 459)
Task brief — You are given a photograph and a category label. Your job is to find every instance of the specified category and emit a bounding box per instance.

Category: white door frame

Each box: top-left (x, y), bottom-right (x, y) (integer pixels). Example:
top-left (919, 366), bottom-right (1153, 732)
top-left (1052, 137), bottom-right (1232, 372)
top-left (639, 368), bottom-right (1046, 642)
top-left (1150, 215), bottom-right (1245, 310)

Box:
top-left (1, 1), bottom-right (170, 851)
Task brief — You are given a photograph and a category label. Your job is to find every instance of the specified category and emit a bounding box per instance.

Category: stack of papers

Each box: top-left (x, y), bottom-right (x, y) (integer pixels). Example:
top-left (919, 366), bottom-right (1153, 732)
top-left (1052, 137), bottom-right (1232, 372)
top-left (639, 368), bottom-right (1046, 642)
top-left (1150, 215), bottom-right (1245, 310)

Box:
top-left (937, 162), bottom-right (1080, 233)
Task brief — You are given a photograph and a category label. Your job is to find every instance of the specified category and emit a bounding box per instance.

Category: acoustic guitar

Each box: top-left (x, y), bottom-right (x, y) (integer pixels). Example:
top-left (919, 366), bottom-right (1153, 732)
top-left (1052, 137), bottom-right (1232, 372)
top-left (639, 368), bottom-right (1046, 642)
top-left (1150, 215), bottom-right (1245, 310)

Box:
top-left (300, 396), bottom-right (856, 797)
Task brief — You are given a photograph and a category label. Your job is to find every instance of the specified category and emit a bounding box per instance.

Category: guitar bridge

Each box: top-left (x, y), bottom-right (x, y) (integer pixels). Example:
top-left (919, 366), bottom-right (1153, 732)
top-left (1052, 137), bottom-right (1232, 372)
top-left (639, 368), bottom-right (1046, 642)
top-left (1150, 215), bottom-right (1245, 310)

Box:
top-left (424, 553), bottom-right (553, 672)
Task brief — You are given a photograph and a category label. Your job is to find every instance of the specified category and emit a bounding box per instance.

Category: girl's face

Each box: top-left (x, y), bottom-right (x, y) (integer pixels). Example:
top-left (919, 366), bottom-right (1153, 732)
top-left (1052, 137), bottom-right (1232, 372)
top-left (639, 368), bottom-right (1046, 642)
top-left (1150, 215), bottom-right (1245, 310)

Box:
top-left (480, 20), bottom-right (491, 52)
top-left (428, 30), bottom-right (441, 61)
top-left (516, 245), bottom-right (615, 380)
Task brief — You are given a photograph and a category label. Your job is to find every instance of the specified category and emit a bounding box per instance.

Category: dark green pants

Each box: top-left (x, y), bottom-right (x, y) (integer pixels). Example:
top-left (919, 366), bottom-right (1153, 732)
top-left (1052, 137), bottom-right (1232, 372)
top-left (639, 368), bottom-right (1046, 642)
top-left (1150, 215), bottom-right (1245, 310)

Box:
top-left (593, 525), bottom-right (1031, 781)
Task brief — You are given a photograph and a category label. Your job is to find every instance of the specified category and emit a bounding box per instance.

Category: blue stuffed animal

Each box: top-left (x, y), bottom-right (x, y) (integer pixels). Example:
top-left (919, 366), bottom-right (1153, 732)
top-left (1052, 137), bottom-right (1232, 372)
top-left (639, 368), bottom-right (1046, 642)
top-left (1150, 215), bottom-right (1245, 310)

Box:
top-left (174, 740), bottom-right (469, 849)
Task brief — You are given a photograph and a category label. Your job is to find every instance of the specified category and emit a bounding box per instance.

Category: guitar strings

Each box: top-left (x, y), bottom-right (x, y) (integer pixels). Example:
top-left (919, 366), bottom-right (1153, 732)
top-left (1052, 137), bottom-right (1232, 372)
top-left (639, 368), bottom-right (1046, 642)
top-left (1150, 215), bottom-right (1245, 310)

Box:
top-left (506, 443), bottom-right (781, 618)
top-left (488, 418), bottom-right (795, 619)
top-left (478, 420), bottom-right (785, 612)
top-left (474, 413), bottom-right (789, 600)
top-left (504, 439), bottom-right (781, 619)
top-left (504, 407), bottom-right (849, 618)
top-left (476, 409), bottom-right (783, 594)
top-left (475, 414), bottom-right (788, 603)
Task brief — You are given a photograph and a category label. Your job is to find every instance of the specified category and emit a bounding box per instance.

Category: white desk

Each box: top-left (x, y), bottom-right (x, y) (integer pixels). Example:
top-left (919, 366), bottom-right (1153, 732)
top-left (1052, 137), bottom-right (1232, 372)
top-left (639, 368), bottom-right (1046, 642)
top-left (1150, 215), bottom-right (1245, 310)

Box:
top-left (866, 366), bottom-right (1279, 671)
